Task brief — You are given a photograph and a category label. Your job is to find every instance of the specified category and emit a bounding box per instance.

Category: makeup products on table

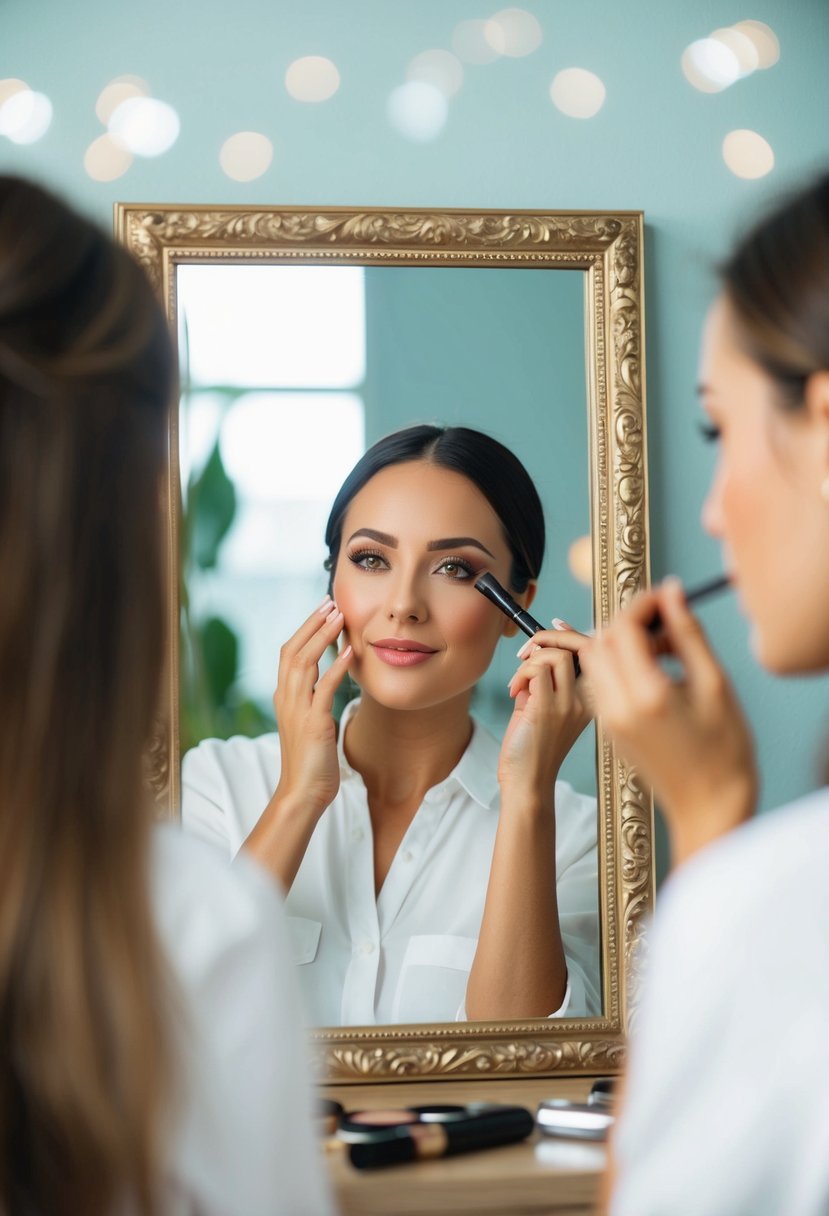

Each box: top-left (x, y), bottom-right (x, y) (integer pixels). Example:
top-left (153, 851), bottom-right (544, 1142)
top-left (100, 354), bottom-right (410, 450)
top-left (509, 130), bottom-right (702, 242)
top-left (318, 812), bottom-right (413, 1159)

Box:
top-left (335, 1102), bottom-right (534, 1169)
top-left (316, 1098), bottom-right (345, 1136)
top-left (587, 1076), bottom-right (615, 1110)
top-left (474, 573), bottom-right (581, 678)
top-left (536, 1098), bottom-right (614, 1141)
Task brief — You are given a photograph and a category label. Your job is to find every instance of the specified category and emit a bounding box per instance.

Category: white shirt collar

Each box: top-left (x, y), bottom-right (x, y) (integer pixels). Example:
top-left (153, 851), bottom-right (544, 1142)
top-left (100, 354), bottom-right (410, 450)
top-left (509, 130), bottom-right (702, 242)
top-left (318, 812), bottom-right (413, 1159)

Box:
top-left (337, 697), bottom-right (500, 810)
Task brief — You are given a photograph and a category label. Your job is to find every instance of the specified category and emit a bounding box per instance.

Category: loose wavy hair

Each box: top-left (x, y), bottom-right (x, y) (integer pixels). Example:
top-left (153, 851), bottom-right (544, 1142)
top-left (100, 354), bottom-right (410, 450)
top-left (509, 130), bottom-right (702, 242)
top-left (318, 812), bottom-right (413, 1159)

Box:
top-left (0, 176), bottom-right (176, 1216)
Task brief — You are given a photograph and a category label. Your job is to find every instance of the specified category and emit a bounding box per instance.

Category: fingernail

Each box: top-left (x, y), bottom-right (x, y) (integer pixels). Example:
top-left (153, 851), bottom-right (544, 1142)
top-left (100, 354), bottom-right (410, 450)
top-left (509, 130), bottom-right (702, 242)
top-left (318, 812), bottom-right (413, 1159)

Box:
top-left (317, 595), bottom-right (332, 613)
top-left (552, 618), bottom-right (568, 630)
top-left (326, 605), bottom-right (341, 622)
top-left (341, 644), bottom-right (352, 659)
top-left (516, 640), bottom-right (531, 658)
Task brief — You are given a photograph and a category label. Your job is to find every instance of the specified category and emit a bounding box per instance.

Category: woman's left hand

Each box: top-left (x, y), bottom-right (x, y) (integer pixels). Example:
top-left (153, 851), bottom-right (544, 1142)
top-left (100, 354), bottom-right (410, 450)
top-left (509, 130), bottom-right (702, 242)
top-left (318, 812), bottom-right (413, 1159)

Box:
top-left (497, 624), bottom-right (593, 804)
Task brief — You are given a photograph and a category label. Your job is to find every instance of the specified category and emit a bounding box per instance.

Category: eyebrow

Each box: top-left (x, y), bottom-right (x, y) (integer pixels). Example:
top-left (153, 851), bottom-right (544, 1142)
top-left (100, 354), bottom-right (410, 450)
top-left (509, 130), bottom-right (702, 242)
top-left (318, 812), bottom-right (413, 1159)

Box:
top-left (346, 528), bottom-right (495, 558)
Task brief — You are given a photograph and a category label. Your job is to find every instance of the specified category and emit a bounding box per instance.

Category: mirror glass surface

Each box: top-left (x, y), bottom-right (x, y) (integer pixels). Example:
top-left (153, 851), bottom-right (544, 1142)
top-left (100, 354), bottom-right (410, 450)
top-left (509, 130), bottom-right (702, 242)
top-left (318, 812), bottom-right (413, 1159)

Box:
top-left (177, 261), bottom-right (599, 1026)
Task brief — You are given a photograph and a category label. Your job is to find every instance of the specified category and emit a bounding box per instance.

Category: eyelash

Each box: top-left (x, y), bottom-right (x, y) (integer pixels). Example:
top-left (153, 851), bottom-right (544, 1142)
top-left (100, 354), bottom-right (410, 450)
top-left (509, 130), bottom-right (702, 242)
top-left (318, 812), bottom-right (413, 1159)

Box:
top-left (698, 421), bottom-right (721, 443)
top-left (347, 548), bottom-right (476, 580)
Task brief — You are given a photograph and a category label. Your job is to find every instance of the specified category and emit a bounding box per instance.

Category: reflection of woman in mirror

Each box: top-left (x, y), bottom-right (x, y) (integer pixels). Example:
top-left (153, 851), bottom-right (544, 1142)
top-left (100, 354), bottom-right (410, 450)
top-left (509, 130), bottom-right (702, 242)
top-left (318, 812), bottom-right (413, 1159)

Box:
top-left (183, 426), bottom-right (599, 1024)
top-left (575, 172), bottom-right (829, 1214)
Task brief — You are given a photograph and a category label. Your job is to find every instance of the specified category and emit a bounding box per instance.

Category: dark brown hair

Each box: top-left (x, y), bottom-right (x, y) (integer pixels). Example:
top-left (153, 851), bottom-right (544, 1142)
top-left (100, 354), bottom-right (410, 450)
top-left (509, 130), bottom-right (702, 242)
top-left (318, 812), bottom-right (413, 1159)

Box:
top-left (324, 424), bottom-right (546, 594)
top-left (720, 169), bottom-right (829, 409)
top-left (720, 168), bottom-right (829, 782)
top-left (0, 176), bottom-right (176, 1215)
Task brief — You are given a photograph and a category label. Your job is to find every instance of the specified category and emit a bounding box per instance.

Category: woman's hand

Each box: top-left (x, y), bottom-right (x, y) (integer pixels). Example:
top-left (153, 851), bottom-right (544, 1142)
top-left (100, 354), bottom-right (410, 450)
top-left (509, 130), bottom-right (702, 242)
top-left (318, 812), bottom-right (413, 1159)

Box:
top-left (581, 577), bottom-right (757, 864)
top-left (271, 595), bottom-right (354, 824)
top-left (497, 623), bottom-right (592, 807)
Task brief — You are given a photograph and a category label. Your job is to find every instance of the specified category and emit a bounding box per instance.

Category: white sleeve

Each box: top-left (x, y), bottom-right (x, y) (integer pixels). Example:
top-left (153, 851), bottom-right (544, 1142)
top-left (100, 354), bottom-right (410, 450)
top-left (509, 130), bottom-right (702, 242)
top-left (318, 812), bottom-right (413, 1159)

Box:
top-left (157, 832), bottom-right (335, 1216)
top-left (552, 781), bottom-right (601, 1016)
top-left (180, 740), bottom-right (235, 857)
top-left (181, 734), bottom-right (283, 861)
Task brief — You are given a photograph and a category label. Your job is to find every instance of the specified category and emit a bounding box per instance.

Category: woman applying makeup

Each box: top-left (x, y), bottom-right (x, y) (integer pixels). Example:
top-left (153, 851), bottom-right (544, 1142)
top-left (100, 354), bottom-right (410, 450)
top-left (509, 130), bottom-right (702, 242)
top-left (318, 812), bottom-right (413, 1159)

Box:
top-left (555, 171), bottom-right (829, 1214)
top-left (183, 426), bottom-right (600, 1024)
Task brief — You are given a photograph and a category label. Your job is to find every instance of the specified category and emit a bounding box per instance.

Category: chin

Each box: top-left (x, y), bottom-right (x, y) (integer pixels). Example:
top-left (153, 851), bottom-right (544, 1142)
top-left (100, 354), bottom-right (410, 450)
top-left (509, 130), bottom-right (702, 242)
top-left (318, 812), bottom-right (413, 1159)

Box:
top-left (750, 626), bottom-right (820, 677)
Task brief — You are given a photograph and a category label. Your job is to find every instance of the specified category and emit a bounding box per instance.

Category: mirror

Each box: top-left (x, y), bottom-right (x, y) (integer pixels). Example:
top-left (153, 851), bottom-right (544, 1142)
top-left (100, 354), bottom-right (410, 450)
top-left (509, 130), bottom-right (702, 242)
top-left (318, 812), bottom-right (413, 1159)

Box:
top-left (118, 204), bottom-right (653, 1082)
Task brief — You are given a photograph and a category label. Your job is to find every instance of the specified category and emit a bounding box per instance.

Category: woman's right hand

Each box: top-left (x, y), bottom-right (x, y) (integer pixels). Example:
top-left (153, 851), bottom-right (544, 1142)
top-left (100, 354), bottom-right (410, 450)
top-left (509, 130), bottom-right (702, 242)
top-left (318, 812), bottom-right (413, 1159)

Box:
top-left (581, 577), bottom-right (758, 865)
top-left (271, 595), bottom-right (353, 824)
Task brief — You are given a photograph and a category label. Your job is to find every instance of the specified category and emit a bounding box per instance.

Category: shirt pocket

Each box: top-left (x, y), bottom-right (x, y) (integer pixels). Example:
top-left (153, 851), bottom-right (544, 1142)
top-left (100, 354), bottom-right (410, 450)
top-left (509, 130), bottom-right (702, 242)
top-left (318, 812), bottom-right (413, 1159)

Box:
top-left (286, 916), bottom-right (322, 965)
top-left (392, 933), bottom-right (478, 1023)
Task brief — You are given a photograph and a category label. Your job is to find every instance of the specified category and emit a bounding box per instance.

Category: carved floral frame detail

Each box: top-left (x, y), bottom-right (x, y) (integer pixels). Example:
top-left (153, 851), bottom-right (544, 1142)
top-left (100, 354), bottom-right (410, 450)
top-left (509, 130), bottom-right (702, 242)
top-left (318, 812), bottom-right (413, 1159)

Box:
top-left (116, 204), bottom-right (653, 1083)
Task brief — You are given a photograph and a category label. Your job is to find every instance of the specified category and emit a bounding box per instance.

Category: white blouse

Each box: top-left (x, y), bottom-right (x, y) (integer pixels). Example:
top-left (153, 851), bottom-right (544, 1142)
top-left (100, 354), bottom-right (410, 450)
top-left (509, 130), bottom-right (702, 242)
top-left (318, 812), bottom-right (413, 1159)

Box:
top-left (152, 826), bottom-right (334, 1216)
top-left (612, 786), bottom-right (829, 1216)
top-left (182, 699), bottom-right (601, 1026)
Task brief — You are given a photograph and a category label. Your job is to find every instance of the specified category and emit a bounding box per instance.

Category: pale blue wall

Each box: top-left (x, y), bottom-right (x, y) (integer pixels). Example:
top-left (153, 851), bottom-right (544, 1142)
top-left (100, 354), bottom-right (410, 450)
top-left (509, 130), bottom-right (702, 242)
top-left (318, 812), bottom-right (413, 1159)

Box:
top-left (4, 1), bottom-right (829, 851)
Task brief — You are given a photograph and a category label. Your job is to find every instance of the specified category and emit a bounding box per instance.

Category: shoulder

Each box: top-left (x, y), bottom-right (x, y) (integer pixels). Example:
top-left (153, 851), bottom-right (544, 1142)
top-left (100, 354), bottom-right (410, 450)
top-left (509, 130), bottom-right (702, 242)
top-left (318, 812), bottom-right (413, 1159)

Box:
top-left (659, 786), bottom-right (829, 938)
top-left (182, 731), bottom-right (281, 784)
top-left (641, 787), bottom-right (829, 1026)
top-left (151, 824), bottom-right (287, 983)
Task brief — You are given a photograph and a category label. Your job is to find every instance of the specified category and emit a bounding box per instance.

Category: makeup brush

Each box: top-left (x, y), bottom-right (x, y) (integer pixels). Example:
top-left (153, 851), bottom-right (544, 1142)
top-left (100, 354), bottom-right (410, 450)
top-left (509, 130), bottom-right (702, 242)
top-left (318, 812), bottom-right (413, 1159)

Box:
top-left (474, 573), bottom-right (581, 677)
top-left (646, 573), bottom-right (731, 635)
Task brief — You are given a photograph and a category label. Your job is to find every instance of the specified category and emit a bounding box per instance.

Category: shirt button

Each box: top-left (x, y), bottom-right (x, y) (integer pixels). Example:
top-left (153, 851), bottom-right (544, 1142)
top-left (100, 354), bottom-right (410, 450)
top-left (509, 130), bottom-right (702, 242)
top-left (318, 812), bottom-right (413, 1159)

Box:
top-left (424, 788), bottom-right (440, 804)
top-left (403, 850), bottom-right (414, 863)
top-left (351, 827), bottom-right (364, 843)
top-left (360, 941), bottom-right (376, 955)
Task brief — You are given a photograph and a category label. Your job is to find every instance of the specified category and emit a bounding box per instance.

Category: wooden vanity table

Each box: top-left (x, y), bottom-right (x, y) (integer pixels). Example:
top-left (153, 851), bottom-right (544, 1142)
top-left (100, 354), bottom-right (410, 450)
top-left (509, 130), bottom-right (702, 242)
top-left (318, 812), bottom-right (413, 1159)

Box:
top-left (323, 1077), bottom-right (605, 1216)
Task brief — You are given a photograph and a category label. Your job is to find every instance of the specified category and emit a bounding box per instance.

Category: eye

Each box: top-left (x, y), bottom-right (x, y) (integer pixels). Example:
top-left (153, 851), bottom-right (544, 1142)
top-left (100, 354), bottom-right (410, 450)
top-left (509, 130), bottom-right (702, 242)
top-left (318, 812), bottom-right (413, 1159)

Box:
top-left (698, 420), bottom-right (721, 443)
top-left (348, 548), bottom-right (388, 572)
top-left (434, 556), bottom-right (475, 580)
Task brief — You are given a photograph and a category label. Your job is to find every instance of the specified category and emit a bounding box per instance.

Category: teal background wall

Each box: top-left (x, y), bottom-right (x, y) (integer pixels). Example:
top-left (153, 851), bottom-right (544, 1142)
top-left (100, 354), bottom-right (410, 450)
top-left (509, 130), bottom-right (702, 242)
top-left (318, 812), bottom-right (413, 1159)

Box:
top-left (4, 0), bottom-right (829, 869)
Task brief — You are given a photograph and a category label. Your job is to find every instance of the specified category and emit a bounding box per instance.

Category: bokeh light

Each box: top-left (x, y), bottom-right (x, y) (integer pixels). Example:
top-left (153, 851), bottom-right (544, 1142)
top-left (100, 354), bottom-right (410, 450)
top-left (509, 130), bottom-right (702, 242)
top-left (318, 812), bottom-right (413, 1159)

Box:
top-left (709, 27), bottom-right (759, 76)
top-left (406, 49), bottom-right (463, 99)
top-left (84, 133), bottom-right (133, 181)
top-left (95, 76), bottom-right (150, 125)
top-left (109, 97), bottom-right (180, 156)
top-left (549, 69), bottom-right (606, 119)
top-left (567, 536), bottom-right (593, 588)
top-left (722, 129), bottom-right (774, 179)
top-left (0, 78), bottom-right (27, 108)
top-left (219, 131), bottom-right (273, 181)
top-left (0, 89), bottom-right (53, 143)
top-left (484, 8), bottom-right (543, 57)
top-left (387, 81), bottom-right (448, 142)
top-left (682, 21), bottom-right (779, 92)
top-left (681, 38), bottom-right (740, 92)
top-left (732, 20), bottom-right (780, 69)
top-left (451, 19), bottom-right (501, 65)
top-left (284, 56), bottom-right (340, 102)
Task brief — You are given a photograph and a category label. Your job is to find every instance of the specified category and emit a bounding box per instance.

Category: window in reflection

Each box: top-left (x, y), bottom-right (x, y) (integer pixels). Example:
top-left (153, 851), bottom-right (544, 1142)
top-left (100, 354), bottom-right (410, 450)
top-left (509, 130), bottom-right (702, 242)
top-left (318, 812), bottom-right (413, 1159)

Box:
top-left (178, 266), bottom-right (365, 749)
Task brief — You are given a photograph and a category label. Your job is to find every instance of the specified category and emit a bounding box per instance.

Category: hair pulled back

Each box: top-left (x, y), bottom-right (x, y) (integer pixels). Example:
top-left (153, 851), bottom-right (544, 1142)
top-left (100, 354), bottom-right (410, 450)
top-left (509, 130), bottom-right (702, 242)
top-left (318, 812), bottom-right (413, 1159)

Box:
top-left (721, 169), bottom-right (829, 409)
top-left (324, 424), bottom-right (545, 593)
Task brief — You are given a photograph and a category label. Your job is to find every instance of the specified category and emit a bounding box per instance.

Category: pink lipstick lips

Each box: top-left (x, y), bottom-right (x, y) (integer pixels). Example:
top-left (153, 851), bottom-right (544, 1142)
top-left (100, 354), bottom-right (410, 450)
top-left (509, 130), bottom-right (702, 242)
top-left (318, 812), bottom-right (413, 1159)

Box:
top-left (371, 638), bottom-right (438, 668)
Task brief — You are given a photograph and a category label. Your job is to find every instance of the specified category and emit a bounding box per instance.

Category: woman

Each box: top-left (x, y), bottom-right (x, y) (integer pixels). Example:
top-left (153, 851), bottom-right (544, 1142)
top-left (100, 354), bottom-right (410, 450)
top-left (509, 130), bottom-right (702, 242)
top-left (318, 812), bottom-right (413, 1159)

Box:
top-left (183, 425), bottom-right (600, 1024)
top-left (0, 177), bottom-right (332, 1216)
top-left (554, 170), bottom-right (829, 1213)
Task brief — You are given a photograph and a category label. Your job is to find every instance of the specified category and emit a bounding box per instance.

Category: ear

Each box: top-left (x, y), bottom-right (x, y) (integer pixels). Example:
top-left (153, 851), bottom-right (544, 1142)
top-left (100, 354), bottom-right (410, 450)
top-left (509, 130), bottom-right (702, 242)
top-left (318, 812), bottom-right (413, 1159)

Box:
top-left (500, 580), bottom-right (538, 638)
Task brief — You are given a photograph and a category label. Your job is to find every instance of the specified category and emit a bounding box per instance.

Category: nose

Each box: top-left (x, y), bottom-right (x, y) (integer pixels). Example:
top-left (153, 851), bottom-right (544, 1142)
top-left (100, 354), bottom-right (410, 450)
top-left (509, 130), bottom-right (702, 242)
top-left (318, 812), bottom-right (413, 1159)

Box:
top-left (701, 458), bottom-right (725, 539)
top-left (385, 566), bottom-right (428, 624)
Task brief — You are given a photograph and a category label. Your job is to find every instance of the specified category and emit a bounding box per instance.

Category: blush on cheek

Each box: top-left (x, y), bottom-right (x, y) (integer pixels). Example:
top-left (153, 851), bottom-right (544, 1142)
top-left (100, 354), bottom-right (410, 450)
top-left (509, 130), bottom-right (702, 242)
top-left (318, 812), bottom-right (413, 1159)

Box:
top-left (331, 577), bottom-right (366, 656)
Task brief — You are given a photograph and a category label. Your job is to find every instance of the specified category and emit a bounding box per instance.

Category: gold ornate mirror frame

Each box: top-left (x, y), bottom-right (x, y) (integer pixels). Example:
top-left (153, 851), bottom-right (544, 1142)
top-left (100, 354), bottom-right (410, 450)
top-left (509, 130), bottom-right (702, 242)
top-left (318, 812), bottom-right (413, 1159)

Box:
top-left (117, 203), bottom-right (653, 1083)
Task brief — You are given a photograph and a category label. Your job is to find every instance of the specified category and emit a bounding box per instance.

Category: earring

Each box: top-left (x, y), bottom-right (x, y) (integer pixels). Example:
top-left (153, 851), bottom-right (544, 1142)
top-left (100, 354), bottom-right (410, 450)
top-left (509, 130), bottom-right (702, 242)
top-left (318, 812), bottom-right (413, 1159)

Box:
top-left (822, 477), bottom-right (829, 503)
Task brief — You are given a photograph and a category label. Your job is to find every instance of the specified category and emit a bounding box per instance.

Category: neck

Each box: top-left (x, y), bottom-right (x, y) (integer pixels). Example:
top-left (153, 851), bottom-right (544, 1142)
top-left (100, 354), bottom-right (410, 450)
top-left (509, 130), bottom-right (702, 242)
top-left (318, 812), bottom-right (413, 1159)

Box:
top-left (344, 693), bottom-right (474, 807)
